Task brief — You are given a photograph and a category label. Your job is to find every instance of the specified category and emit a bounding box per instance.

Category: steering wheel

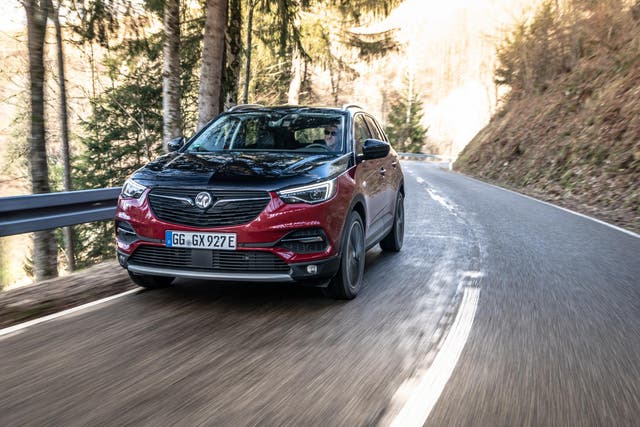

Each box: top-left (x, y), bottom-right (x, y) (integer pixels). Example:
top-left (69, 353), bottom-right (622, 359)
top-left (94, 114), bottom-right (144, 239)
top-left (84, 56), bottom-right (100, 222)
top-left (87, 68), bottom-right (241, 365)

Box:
top-left (302, 143), bottom-right (330, 150)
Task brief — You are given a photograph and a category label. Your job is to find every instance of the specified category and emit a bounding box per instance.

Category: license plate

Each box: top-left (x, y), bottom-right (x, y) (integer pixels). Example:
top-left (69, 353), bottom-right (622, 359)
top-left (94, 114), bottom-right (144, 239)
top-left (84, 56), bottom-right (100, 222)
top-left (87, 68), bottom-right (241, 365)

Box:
top-left (165, 231), bottom-right (237, 250)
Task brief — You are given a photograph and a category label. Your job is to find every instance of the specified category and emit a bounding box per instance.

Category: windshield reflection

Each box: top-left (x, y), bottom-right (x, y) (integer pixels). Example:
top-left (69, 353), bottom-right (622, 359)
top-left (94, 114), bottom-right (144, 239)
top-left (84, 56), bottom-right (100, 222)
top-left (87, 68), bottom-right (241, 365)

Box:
top-left (186, 112), bottom-right (346, 154)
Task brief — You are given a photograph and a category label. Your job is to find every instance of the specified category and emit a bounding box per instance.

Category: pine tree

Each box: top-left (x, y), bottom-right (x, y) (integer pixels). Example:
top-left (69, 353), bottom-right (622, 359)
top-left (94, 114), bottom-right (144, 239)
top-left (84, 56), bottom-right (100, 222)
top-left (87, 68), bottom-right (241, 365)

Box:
top-left (385, 82), bottom-right (427, 153)
top-left (73, 61), bottom-right (163, 267)
top-left (71, 7), bottom-right (204, 267)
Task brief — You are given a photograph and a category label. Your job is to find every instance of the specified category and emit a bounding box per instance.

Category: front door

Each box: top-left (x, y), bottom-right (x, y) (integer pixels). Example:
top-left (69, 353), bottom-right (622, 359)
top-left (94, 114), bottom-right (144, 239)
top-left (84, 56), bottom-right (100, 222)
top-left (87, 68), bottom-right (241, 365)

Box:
top-left (353, 114), bottom-right (387, 245)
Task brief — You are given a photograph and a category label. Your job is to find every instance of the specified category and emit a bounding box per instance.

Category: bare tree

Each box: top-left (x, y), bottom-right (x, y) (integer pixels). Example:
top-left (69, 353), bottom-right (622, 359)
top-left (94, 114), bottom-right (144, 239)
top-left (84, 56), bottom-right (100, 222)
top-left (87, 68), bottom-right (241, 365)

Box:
top-left (163, 0), bottom-right (182, 150)
top-left (49, 0), bottom-right (75, 271)
top-left (197, 0), bottom-right (227, 130)
top-left (23, 0), bottom-right (58, 281)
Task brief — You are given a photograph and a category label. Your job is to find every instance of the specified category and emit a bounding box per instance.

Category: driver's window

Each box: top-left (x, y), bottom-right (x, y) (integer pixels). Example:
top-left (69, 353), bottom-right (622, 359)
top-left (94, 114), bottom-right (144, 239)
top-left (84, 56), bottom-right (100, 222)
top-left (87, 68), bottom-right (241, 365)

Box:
top-left (364, 116), bottom-right (383, 141)
top-left (354, 115), bottom-right (371, 155)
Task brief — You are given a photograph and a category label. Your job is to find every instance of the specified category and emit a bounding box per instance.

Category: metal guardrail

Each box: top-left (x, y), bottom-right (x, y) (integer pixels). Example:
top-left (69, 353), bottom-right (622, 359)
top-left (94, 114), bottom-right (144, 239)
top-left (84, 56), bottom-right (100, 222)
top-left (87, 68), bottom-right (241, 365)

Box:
top-left (397, 152), bottom-right (454, 170)
top-left (0, 188), bottom-right (121, 237)
top-left (397, 152), bottom-right (452, 161)
top-left (0, 154), bottom-right (451, 237)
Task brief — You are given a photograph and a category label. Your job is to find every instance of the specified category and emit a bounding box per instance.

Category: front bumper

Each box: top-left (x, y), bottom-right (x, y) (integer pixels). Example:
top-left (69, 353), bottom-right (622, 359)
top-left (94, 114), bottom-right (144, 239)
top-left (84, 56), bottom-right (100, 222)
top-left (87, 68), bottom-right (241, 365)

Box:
top-left (118, 249), bottom-right (340, 283)
top-left (115, 173), bottom-right (355, 285)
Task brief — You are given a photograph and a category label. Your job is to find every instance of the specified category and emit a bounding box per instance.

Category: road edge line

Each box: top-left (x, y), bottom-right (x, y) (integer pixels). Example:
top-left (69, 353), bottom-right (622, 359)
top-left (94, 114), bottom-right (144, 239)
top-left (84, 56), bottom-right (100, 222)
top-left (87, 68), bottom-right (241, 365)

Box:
top-left (0, 289), bottom-right (138, 337)
top-left (386, 286), bottom-right (480, 427)
top-left (455, 172), bottom-right (639, 239)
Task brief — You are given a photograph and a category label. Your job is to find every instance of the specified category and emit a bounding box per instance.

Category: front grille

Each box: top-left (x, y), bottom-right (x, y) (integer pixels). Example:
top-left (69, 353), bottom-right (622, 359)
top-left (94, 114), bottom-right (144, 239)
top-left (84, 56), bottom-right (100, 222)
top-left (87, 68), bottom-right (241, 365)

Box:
top-left (148, 188), bottom-right (270, 227)
top-left (129, 246), bottom-right (290, 273)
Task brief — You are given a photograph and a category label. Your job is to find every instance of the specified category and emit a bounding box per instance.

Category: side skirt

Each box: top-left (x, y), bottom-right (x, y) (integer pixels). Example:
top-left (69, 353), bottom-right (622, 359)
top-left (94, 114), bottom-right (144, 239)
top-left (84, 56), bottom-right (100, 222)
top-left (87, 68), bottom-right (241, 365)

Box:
top-left (365, 216), bottom-right (394, 250)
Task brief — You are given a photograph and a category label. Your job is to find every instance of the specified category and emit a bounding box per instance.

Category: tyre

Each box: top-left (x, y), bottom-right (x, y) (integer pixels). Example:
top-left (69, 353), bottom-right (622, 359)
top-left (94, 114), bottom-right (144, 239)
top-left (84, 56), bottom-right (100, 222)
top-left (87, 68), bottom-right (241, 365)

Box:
top-left (128, 271), bottom-right (174, 289)
top-left (380, 192), bottom-right (404, 252)
top-left (324, 211), bottom-right (365, 299)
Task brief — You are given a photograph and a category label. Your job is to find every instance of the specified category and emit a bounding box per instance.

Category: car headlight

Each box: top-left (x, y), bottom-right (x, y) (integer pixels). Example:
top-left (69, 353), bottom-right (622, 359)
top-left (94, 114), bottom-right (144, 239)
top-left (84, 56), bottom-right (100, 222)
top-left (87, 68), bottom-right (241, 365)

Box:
top-left (278, 178), bottom-right (337, 204)
top-left (121, 179), bottom-right (147, 199)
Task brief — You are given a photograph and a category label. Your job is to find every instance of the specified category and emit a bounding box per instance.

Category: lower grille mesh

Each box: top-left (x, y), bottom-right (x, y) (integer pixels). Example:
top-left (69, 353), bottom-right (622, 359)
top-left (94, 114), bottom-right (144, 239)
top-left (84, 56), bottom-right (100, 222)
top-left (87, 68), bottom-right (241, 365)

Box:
top-left (129, 246), bottom-right (289, 273)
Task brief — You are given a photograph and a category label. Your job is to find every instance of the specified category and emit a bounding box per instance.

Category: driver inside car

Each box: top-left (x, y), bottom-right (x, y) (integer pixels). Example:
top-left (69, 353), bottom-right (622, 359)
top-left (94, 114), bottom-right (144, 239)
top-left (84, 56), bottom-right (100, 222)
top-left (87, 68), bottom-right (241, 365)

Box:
top-left (323, 124), bottom-right (341, 151)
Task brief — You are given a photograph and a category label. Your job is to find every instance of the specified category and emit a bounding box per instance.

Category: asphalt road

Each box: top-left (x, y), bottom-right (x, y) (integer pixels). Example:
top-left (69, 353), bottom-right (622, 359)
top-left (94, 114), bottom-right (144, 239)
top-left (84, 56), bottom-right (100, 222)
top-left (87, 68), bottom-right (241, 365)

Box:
top-left (1, 161), bottom-right (638, 426)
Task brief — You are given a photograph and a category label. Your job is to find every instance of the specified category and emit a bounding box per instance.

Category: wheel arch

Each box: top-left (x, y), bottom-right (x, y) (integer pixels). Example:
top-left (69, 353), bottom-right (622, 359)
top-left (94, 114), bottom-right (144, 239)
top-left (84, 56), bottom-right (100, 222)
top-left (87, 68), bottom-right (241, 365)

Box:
top-left (349, 196), bottom-right (366, 233)
top-left (334, 195), bottom-right (366, 257)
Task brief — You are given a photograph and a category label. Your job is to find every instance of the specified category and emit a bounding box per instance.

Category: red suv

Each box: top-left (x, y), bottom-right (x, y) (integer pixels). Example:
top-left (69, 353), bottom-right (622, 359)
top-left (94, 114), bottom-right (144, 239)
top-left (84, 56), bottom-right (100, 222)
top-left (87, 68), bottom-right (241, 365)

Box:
top-left (115, 105), bottom-right (404, 299)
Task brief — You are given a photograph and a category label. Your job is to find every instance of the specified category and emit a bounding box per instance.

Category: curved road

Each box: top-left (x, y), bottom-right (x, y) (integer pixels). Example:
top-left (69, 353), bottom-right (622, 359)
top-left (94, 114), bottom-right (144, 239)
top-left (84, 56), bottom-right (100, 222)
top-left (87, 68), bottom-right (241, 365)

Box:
top-left (1, 161), bottom-right (638, 426)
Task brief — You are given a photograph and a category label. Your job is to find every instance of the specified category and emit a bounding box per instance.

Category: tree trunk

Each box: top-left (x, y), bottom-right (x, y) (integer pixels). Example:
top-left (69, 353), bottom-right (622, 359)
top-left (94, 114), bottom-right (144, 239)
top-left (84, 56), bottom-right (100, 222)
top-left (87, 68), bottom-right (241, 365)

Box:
top-left (406, 70), bottom-right (413, 125)
top-left (287, 45), bottom-right (302, 105)
top-left (224, 0), bottom-right (242, 108)
top-left (162, 0), bottom-right (182, 150)
top-left (242, 0), bottom-right (256, 104)
top-left (51, 0), bottom-right (75, 272)
top-left (197, 0), bottom-right (228, 130)
top-left (25, 0), bottom-right (58, 281)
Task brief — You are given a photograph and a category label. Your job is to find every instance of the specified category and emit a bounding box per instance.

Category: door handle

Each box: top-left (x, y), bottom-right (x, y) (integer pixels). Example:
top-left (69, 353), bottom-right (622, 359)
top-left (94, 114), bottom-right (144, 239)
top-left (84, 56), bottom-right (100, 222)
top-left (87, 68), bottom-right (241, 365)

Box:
top-left (380, 167), bottom-right (386, 176)
top-left (391, 161), bottom-right (397, 168)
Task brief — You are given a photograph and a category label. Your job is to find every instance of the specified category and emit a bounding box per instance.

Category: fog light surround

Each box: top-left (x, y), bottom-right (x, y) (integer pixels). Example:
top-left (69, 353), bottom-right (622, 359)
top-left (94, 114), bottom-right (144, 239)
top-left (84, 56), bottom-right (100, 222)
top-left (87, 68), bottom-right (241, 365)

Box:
top-left (118, 253), bottom-right (127, 267)
top-left (278, 228), bottom-right (328, 254)
top-left (116, 220), bottom-right (139, 246)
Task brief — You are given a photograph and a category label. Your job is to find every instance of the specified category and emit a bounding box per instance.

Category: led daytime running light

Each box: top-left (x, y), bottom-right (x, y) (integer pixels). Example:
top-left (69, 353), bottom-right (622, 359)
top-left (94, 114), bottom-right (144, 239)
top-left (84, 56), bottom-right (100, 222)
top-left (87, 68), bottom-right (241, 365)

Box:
top-left (121, 179), bottom-right (147, 199)
top-left (278, 178), bottom-right (337, 204)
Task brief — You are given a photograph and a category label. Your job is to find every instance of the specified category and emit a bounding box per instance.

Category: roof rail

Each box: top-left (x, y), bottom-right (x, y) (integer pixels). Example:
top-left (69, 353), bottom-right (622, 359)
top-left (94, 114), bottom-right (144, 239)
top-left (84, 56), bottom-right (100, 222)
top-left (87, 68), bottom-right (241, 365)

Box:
top-left (227, 103), bottom-right (265, 112)
top-left (341, 104), bottom-right (364, 111)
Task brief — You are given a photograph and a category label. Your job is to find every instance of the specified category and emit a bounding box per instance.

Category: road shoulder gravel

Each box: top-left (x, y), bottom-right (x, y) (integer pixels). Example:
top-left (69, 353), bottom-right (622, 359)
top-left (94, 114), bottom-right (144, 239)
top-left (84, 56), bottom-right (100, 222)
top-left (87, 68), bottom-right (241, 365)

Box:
top-left (0, 261), bottom-right (135, 329)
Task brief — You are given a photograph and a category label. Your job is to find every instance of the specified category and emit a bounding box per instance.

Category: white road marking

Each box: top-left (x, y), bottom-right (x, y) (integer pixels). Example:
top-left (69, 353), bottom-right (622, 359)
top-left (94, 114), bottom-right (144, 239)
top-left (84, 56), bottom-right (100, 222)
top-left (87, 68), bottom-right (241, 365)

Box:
top-left (387, 286), bottom-right (480, 427)
top-left (0, 289), bottom-right (138, 337)
top-left (426, 188), bottom-right (456, 214)
top-left (416, 177), bottom-right (425, 184)
top-left (462, 271), bottom-right (483, 279)
top-left (459, 174), bottom-right (640, 239)
top-left (405, 234), bottom-right (463, 240)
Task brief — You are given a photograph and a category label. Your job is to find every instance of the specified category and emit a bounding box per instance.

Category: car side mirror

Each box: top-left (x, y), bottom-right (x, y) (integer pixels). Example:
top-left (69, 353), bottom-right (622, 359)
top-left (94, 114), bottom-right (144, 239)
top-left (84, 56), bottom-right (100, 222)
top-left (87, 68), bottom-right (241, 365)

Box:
top-left (359, 139), bottom-right (390, 161)
top-left (167, 136), bottom-right (185, 152)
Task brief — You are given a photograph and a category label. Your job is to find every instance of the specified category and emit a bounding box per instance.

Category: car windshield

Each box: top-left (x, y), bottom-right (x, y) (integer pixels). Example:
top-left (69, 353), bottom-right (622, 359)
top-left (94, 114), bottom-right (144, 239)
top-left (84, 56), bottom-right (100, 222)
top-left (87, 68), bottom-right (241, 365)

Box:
top-left (185, 111), bottom-right (347, 154)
